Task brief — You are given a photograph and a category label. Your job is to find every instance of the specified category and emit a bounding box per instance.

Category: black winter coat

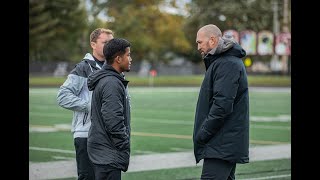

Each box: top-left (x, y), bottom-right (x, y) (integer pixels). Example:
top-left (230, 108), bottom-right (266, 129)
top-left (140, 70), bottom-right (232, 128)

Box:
top-left (193, 42), bottom-right (249, 164)
top-left (87, 64), bottom-right (131, 172)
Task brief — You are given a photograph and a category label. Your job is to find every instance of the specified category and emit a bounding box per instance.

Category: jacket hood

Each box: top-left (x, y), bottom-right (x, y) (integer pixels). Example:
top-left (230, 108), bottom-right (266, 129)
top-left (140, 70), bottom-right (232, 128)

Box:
top-left (87, 64), bottom-right (127, 91)
top-left (203, 36), bottom-right (246, 69)
top-left (82, 53), bottom-right (104, 70)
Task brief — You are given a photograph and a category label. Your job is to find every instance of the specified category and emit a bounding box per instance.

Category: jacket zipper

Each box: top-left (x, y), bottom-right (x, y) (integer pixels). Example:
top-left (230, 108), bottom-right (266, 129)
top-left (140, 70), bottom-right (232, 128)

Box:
top-left (83, 113), bottom-right (88, 125)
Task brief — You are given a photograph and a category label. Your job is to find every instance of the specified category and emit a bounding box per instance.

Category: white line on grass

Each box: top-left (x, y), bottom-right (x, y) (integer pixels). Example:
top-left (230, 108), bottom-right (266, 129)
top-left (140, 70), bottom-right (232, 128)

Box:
top-left (29, 111), bottom-right (72, 118)
top-left (29, 87), bottom-right (291, 97)
top-left (251, 115), bottom-right (290, 122)
top-left (250, 124), bottom-right (290, 130)
top-left (52, 156), bottom-right (75, 160)
top-left (30, 147), bottom-right (75, 154)
top-left (240, 174), bottom-right (291, 180)
top-left (133, 150), bottom-right (156, 154)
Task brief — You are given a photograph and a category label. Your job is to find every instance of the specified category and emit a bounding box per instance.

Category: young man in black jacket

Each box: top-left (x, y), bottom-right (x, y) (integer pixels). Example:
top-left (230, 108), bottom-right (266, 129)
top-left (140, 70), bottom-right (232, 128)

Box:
top-left (87, 38), bottom-right (132, 180)
top-left (193, 24), bottom-right (250, 180)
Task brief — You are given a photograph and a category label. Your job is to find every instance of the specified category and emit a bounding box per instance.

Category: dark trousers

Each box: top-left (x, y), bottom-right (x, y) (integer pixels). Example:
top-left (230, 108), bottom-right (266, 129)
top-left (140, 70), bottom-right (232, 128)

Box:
top-left (201, 158), bottom-right (236, 180)
top-left (74, 137), bottom-right (95, 180)
top-left (92, 163), bottom-right (122, 180)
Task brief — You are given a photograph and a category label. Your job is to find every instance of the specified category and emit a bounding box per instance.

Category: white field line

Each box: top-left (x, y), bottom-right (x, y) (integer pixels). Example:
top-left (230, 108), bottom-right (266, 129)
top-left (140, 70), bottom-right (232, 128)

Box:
top-left (29, 144), bottom-right (291, 180)
top-left (29, 147), bottom-right (75, 154)
top-left (29, 87), bottom-right (291, 94)
top-left (240, 174), bottom-right (291, 180)
top-left (30, 111), bottom-right (291, 123)
top-left (250, 115), bottom-right (290, 122)
top-left (29, 114), bottom-right (290, 133)
top-left (250, 124), bottom-right (290, 130)
top-left (29, 113), bottom-right (291, 124)
top-left (30, 126), bottom-right (287, 145)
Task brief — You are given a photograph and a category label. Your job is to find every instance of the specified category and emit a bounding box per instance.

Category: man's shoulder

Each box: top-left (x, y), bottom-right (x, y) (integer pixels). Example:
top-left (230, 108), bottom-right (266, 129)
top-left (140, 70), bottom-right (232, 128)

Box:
top-left (70, 60), bottom-right (94, 77)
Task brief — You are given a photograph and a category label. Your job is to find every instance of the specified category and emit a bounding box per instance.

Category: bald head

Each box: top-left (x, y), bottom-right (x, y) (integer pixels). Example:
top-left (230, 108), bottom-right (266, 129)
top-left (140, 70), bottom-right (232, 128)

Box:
top-left (197, 24), bottom-right (222, 38)
top-left (196, 24), bottom-right (222, 58)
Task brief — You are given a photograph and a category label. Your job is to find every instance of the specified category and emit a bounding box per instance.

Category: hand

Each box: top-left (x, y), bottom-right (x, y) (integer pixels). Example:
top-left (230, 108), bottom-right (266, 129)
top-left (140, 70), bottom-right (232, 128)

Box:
top-left (195, 131), bottom-right (206, 145)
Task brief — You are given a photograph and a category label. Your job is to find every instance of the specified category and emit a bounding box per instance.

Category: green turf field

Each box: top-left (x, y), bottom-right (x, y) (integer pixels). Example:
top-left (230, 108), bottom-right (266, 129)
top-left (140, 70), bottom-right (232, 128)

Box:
top-left (29, 87), bottom-right (291, 179)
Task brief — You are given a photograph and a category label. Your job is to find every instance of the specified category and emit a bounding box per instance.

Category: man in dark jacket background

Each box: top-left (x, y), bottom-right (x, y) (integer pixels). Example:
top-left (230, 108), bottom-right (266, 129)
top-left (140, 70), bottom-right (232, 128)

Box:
top-left (87, 38), bottom-right (132, 180)
top-left (193, 24), bottom-right (249, 180)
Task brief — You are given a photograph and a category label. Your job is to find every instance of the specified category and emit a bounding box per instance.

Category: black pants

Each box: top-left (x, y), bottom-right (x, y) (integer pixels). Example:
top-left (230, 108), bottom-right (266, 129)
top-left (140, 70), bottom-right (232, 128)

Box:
top-left (74, 137), bottom-right (95, 180)
top-left (92, 163), bottom-right (122, 180)
top-left (201, 158), bottom-right (236, 180)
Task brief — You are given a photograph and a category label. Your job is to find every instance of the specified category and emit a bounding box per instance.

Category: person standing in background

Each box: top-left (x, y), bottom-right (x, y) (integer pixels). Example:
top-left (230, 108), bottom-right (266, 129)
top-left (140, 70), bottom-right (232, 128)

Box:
top-left (57, 28), bottom-right (114, 180)
top-left (193, 24), bottom-right (250, 180)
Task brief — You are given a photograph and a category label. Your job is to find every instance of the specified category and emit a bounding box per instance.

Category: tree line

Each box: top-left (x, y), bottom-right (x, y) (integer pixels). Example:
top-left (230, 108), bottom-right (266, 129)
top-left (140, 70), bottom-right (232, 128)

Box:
top-left (29, 0), bottom-right (290, 64)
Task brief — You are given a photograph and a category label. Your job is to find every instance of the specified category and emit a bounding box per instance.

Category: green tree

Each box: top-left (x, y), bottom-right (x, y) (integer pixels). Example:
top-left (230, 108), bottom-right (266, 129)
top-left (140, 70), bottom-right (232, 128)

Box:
top-left (184, 0), bottom-right (289, 63)
top-left (91, 0), bottom-right (191, 64)
top-left (29, 0), bottom-right (88, 62)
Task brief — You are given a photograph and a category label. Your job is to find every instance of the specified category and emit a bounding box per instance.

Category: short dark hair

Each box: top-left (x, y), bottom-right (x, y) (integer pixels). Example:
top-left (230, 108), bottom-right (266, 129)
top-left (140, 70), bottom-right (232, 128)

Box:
top-left (103, 38), bottom-right (131, 65)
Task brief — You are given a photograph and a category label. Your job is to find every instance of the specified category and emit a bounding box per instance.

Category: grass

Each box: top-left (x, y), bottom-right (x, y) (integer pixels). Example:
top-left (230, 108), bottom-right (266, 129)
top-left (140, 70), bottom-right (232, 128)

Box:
top-left (29, 87), bottom-right (290, 179)
top-left (121, 159), bottom-right (291, 180)
top-left (29, 74), bottom-right (291, 87)
top-left (48, 159), bottom-right (291, 180)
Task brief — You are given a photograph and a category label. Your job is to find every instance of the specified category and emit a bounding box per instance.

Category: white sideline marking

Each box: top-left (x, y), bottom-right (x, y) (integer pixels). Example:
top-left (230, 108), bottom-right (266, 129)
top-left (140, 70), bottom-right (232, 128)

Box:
top-left (133, 150), bottom-right (156, 154)
top-left (250, 124), bottom-right (290, 130)
top-left (251, 115), bottom-right (290, 122)
top-left (29, 144), bottom-right (290, 180)
top-left (29, 116), bottom-right (290, 134)
top-left (29, 147), bottom-right (75, 154)
top-left (240, 174), bottom-right (291, 180)
top-left (29, 87), bottom-right (291, 94)
top-left (52, 156), bottom-right (75, 160)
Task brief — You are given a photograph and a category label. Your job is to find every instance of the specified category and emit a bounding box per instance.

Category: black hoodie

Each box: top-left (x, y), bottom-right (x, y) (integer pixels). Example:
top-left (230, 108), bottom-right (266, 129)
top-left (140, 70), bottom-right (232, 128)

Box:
top-left (87, 64), bottom-right (131, 172)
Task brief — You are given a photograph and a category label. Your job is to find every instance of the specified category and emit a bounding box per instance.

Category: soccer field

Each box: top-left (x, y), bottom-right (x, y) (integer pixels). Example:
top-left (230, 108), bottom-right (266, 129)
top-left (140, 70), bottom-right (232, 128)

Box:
top-left (29, 87), bottom-right (291, 179)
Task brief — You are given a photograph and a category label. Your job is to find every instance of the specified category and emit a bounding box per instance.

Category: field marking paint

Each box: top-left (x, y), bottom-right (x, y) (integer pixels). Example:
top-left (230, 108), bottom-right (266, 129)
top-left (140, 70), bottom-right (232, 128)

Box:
top-left (133, 150), bottom-right (156, 154)
top-left (133, 132), bottom-right (284, 145)
top-left (251, 115), bottom-right (290, 122)
top-left (29, 87), bottom-right (291, 94)
top-left (29, 125), bottom-right (287, 145)
top-left (30, 146), bottom-right (156, 156)
top-left (250, 140), bottom-right (285, 145)
top-left (135, 115), bottom-right (290, 125)
top-left (137, 118), bottom-right (194, 125)
top-left (29, 113), bottom-right (290, 124)
top-left (250, 124), bottom-right (290, 130)
top-left (30, 147), bottom-right (75, 154)
top-left (170, 147), bottom-right (192, 151)
top-left (29, 124), bottom-right (70, 132)
top-left (240, 174), bottom-right (291, 180)
top-left (124, 87), bottom-right (291, 93)
top-left (132, 131), bottom-right (191, 139)
top-left (29, 111), bottom-right (71, 117)
top-left (53, 156), bottom-right (75, 160)
top-left (29, 144), bottom-right (291, 179)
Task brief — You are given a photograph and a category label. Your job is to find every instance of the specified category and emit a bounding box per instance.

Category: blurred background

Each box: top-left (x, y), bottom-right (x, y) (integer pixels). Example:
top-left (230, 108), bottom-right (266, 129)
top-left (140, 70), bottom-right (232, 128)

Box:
top-left (29, 0), bottom-right (291, 78)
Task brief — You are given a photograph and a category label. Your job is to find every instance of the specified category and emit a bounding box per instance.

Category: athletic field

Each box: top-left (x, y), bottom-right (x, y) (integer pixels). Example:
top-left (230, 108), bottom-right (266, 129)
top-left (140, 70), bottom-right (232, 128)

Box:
top-left (29, 87), bottom-right (291, 179)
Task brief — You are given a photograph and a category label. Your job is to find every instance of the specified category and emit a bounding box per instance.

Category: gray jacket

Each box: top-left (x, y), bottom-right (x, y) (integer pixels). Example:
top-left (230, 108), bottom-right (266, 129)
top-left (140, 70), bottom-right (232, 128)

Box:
top-left (57, 53), bottom-right (103, 138)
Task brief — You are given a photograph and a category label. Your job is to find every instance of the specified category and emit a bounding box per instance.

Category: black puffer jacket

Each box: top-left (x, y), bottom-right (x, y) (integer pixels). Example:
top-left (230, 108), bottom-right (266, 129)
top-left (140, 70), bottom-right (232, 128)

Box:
top-left (193, 38), bottom-right (249, 164)
top-left (87, 64), bottom-right (131, 172)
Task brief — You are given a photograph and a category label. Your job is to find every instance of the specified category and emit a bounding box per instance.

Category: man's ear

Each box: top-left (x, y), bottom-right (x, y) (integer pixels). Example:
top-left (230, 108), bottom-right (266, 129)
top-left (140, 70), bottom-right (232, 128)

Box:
top-left (210, 36), bottom-right (215, 46)
top-left (116, 56), bottom-right (121, 64)
top-left (90, 42), bottom-right (96, 49)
